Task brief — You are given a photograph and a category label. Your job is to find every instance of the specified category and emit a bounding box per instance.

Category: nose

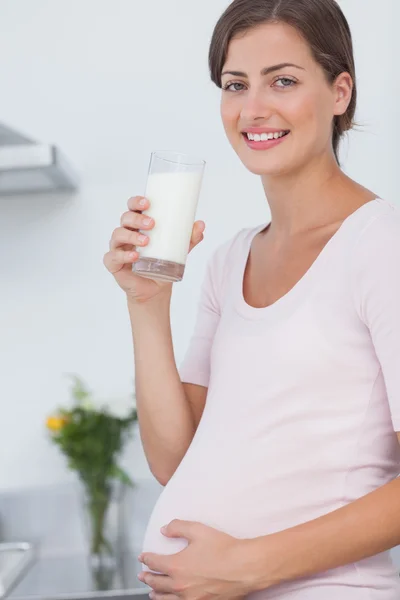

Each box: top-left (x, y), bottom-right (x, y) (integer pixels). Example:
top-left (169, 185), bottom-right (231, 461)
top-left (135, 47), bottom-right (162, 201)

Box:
top-left (240, 88), bottom-right (273, 123)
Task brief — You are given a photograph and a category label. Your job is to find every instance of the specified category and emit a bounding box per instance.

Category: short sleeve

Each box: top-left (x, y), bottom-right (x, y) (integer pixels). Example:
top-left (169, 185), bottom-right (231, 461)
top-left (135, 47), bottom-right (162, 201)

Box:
top-left (178, 237), bottom-right (235, 388)
top-left (352, 206), bottom-right (400, 430)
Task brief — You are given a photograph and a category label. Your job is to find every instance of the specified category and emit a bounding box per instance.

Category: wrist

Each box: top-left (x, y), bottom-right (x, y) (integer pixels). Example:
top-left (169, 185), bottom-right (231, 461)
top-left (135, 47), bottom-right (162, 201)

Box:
top-left (126, 290), bottom-right (173, 337)
top-left (238, 535), bottom-right (285, 592)
top-left (126, 288), bottom-right (172, 313)
top-left (229, 537), bottom-right (270, 594)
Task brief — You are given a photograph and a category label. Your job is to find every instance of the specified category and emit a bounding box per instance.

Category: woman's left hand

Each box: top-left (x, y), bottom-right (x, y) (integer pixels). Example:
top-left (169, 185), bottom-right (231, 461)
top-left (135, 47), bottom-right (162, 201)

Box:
top-left (137, 519), bottom-right (256, 600)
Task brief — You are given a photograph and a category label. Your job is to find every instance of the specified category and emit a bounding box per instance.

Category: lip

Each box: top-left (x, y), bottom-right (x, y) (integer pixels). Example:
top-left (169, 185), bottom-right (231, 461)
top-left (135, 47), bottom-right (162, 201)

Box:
top-left (242, 131), bottom-right (290, 151)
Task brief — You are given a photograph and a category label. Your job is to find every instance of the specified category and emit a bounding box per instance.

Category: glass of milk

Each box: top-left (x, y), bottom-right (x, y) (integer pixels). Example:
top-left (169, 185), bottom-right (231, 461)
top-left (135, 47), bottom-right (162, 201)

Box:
top-left (133, 151), bottom-right (205, 283)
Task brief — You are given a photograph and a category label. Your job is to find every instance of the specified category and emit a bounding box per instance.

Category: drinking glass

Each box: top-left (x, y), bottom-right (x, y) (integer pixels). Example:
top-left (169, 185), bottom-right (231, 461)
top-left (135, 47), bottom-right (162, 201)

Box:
top-left (133, 151), bottom-right (206, 282)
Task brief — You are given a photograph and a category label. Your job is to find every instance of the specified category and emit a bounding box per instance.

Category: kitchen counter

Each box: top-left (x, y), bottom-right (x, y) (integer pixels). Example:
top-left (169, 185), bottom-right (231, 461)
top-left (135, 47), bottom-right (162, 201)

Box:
top-left (9, 552), bottom-right (149, 600)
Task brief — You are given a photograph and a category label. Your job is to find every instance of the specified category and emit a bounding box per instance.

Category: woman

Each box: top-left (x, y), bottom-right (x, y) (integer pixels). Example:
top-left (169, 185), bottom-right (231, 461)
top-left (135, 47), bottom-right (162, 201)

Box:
top-left (103, 0), bottom-right (400, 598)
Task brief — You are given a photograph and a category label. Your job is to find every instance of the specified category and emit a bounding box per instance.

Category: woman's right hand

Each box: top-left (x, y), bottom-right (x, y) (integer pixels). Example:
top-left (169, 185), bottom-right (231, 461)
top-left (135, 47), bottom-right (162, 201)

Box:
top-left (103, 196), bottom-right (205, 304)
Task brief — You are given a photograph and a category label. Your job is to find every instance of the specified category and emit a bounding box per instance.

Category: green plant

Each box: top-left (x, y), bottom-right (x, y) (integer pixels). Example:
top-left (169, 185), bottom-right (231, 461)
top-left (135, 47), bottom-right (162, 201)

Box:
top-left (47, 375), bottom-right (138, 557)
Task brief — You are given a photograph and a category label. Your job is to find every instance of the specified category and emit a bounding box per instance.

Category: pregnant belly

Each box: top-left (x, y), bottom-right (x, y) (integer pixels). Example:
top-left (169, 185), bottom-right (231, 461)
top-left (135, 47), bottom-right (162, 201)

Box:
top-left (140, 443), bottom-right (329, 572)
top-left (141, 472), bottom-right (400, 599)
top-left (140, 456), bottom-right (275, 571)
top-left (140, 441), bottom-right (400, 600)
top-left (142, 476), bottom-right (400, 600)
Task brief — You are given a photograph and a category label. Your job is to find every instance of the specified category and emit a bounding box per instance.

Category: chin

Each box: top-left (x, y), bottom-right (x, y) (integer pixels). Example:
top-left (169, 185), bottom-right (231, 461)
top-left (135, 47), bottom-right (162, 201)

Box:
top-left (237, 142), bottom-right (314, 177)
top-left (240, 156), bottom-right (294, 177)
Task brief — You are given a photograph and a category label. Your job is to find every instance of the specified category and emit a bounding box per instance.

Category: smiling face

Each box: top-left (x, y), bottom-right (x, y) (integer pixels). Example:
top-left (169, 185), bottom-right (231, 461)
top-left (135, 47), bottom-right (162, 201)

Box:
top-left (220, 21), bottom-right (352, 177)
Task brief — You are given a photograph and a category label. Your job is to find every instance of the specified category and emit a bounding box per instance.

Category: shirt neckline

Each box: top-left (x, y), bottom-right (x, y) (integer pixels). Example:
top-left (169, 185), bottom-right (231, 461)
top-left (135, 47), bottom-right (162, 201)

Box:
top-left (234, 197), bottom-right (384, 322)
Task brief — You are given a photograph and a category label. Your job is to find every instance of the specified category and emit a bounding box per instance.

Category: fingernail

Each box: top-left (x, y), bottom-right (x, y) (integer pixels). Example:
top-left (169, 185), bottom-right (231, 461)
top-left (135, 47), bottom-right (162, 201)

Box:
top-left (142, 217), bottom-right (152, 226)
top-left (139, 198), bottom-right (146, 207)
top-left (137, 573), bottom-right (145, 582)
top-left (138, 234), bottom-right (148, 244)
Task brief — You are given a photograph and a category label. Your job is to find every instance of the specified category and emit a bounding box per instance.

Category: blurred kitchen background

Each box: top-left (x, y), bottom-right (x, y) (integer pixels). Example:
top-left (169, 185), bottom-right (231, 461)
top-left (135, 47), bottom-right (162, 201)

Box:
top-left (0, 0), bottom-right (399, 598)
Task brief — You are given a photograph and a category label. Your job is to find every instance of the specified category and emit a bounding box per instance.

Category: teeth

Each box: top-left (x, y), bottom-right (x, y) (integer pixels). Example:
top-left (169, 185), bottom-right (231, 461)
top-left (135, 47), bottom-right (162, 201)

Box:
top-left (246, 131), bottom-right (287, 141)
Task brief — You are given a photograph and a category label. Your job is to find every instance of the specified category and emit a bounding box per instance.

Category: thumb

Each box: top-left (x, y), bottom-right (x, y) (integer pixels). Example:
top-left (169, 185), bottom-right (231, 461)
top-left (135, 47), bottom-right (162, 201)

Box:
top-left (189, 221), bottom-right (205, 253)
top-left (161, 519), bottom-right (200, 540)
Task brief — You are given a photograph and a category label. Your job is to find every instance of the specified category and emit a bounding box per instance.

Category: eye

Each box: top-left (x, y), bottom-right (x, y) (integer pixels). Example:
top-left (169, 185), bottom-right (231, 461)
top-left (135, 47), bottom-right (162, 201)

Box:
top-left (222, 81), bottom-right (246, 92)
top-left (273, 77), bottom-right (297, 88)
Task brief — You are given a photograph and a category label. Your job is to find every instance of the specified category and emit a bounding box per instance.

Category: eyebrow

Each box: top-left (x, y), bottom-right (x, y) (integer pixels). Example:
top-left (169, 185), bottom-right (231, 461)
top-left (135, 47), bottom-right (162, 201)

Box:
top-left (221, 62), bottom-right (305, 78)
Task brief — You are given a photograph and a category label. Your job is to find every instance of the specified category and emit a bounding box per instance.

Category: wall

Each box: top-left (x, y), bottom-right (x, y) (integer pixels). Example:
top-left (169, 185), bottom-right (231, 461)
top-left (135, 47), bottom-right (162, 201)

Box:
top-left (0, 0), bottom-right (398, 500)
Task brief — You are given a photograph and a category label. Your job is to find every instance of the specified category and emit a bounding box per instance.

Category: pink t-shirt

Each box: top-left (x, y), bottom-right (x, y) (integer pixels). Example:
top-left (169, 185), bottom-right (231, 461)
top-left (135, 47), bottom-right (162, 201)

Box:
top-left (141, 197), bottom-right (400, 599)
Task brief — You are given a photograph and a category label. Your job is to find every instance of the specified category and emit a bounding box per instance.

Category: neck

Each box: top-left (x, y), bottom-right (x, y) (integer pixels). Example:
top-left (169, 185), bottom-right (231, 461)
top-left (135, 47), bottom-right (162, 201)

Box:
top-left (261, 151), bottom-right (357, 238)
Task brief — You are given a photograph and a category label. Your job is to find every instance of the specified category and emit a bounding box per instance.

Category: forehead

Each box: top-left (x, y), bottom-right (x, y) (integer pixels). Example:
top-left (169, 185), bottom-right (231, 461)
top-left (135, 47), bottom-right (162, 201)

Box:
top-left (222, 22), bottom-right (315, 72)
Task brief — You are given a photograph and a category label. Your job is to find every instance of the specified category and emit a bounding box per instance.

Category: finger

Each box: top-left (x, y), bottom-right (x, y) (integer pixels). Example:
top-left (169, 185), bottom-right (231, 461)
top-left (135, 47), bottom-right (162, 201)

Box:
top-left (140, 553), bottom-right (171, 575)
top-left (120, 210), bottom-right (154, 231)
top-left (189, 220), bottom-right (205, 252)
top-left (142, 574), bottom-right (175, 593)
top-left (127, 195), bottom-right (150, 212)
top-left (162, 519), bottom-right (202, 541)
top-left (109, 227), bottom-right (149, 250)
top-left (103, 249), bottom-right (139, 274)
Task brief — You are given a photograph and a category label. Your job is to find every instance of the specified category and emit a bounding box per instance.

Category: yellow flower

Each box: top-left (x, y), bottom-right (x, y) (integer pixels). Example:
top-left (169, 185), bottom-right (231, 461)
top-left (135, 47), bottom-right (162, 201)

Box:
top-left (46, 416), bottom-right (68, 432)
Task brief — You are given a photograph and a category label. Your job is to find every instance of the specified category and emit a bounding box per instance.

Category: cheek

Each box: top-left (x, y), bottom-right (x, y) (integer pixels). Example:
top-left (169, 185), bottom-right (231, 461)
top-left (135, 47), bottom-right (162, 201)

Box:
top-left (285, 90), bottom-right (333, 140)
top-left (220, 100), bottom-right (239, 132)
top-left (286, 92), bottom-right (318, 126)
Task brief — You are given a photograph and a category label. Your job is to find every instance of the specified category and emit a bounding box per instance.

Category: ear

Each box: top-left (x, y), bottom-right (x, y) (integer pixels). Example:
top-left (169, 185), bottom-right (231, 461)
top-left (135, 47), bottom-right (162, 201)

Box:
top-left (333, 72), bottom-right (353, 117)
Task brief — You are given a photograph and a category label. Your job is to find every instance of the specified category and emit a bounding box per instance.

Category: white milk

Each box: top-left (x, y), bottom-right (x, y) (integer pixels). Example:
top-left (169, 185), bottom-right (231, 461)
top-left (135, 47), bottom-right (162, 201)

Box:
top-left (139, 171), bottom-right (203, 265)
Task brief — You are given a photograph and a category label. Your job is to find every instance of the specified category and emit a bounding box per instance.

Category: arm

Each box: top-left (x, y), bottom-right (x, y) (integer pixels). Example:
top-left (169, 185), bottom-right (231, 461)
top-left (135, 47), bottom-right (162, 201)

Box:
top-left (104, 198), bottom-right (210, 487)
top-left (129, 293), bottom-right (207, 486)
top-left (184, 382), bottom-right (208, 432)
top-left (131, 232), bottom-right (231, 486)
top-left (249, 473), bottom-right (400, 590)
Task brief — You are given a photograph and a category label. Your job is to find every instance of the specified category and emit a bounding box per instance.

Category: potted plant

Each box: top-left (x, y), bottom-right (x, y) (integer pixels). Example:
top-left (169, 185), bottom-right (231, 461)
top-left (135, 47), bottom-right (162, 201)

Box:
top-left (46, 375), bottom-right (138, 568)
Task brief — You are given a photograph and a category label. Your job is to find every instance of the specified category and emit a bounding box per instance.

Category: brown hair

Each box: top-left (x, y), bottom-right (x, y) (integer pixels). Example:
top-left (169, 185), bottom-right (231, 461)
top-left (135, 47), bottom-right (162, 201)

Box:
top-left (208, 0), bottom-right (357, 163)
